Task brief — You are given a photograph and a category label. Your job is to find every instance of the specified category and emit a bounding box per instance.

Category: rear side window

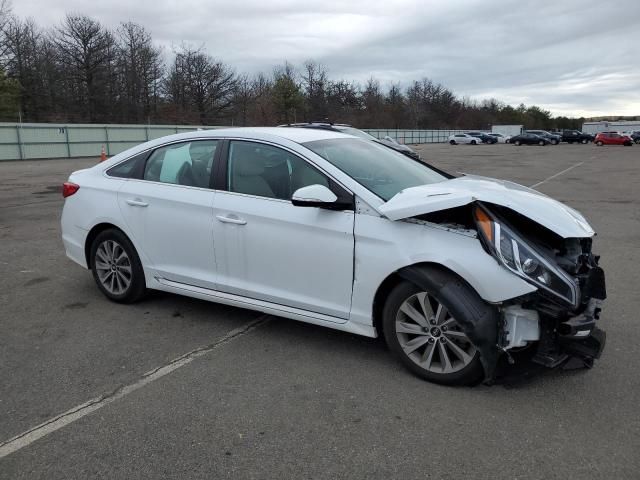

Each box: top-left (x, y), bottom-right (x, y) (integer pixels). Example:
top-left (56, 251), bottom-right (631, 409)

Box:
top-left (106, 152), bottom-right (147, 179)
top-left (143, 140), bottom-right (218, 188)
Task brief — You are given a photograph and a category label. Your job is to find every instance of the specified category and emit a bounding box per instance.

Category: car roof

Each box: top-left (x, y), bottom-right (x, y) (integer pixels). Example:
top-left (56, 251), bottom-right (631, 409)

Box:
top-left (179, 126), bottom-right (350, 143)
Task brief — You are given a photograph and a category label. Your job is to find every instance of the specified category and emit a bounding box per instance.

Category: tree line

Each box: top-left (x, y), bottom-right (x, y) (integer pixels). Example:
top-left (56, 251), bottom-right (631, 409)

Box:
top-left (1, 5), bottom-right (585, 130)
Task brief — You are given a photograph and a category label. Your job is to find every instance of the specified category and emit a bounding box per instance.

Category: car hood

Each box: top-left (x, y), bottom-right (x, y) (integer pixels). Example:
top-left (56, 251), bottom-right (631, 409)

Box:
top-left (378, 174), bottom-right (595, 238)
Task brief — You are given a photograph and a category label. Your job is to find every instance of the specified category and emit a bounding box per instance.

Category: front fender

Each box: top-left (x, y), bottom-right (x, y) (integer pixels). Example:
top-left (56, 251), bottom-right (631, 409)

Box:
top-left (348, 215), bottom-right (536, 330)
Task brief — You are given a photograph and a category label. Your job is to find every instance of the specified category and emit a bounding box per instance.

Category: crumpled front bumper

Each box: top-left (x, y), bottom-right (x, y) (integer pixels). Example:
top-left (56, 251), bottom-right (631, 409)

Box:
top-left (528, 265), bottom-right (608, 371)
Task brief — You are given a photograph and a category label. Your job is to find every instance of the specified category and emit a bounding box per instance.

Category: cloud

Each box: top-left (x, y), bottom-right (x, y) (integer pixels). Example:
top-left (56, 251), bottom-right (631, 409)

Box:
top-left (13, 0), bottom-right (640, 116)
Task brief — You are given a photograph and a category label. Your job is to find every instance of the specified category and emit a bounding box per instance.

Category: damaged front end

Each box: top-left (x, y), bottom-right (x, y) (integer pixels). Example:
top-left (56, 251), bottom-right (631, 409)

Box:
top-left (473, 202), bottom-right (607, 379)
top-left (380, 176), bottom-right (607, 382)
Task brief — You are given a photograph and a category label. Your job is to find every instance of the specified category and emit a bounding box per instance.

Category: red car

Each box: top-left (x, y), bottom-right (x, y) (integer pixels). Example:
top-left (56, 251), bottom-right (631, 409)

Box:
top-left (595, 132), bottom-right (633, 146)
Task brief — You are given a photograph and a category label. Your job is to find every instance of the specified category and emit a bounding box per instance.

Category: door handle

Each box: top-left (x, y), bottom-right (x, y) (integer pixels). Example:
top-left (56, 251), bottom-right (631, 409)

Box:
top-left (216, 214), bottom-right (247, 225)
top-left (125, 198), bottom-right (149, 207)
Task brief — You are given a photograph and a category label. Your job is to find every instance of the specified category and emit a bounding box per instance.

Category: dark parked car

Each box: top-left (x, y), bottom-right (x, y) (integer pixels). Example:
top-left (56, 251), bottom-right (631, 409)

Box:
top-left (280, 123), bottom-right (421, 160)
top-left (525, 130), bottom-right (561, 145)
top-left (510, 133), bottom-right (550, 146)
top-left (466, 132), bottom-right (497, 144)
top-left (630, 131), bottom-right (640, 144)
top-left (560, 130), bottom-right (593, 144)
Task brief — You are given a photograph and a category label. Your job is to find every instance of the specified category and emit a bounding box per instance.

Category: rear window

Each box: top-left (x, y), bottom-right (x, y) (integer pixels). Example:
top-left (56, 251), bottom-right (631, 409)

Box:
top-left (106, 152), bottom-right (147, 179)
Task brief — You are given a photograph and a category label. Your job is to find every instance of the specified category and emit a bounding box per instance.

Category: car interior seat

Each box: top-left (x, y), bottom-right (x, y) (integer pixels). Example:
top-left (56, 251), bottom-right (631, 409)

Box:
top-left (230, 145), bottom-right (275, 198)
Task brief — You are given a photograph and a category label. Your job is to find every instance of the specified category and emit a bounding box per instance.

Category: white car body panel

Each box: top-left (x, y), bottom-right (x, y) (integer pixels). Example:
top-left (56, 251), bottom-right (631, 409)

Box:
top-left (379, 175), bottom-right (595, 238)
top-left (118, 180), bottom-right (217, 290)
top-left (211, 191), bottom-right (355, 319)
top-left (61, 127), bottom-right (596, 340)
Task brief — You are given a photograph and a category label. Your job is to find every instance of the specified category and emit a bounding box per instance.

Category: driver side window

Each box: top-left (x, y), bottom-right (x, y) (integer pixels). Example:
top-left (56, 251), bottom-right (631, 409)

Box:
top-left (227, 141), bottom-right (329, 200)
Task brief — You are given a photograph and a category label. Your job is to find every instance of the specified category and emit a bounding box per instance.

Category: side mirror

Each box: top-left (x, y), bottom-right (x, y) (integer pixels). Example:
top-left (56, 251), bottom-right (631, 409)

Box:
top-left (291, 184), bottom-right (338, 208)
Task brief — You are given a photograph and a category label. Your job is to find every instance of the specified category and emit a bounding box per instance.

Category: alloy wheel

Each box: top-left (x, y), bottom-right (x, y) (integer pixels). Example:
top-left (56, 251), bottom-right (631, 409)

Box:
top-left (94, 240), bottom-right (133, 295)
top-left (395, 292), bottom-right (477, 374)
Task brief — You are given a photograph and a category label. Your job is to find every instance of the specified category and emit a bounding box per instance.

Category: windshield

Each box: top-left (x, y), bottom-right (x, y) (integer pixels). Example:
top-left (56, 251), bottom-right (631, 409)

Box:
top-left (303, 138), bottom-right (447, 201)
top-left (334, 126), bottom-right (378, 141)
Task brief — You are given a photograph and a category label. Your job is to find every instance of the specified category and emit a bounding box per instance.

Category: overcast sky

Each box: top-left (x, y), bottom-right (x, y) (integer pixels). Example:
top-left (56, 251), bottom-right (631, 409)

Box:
top-left (13, 0), bottom-right (640, 117)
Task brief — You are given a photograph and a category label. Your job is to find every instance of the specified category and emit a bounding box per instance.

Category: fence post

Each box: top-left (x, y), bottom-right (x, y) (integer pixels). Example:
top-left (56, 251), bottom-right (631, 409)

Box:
top-left (15, 124), bottom-right (24, 160)
top-left (65, 126), bottom-right (71, 158)
top-left (104, 126), bottom-right (111, 155)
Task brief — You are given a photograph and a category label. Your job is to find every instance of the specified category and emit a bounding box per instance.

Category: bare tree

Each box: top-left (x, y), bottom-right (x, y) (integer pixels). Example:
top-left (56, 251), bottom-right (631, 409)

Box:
top-left (165, 45), bottom-right (236, 124)
top-left (116, 22), bottom-right (163, 122)
top-left (52, 14), bottom-right (116, 121)
top-left (301, 60), bottom-right (328, 121)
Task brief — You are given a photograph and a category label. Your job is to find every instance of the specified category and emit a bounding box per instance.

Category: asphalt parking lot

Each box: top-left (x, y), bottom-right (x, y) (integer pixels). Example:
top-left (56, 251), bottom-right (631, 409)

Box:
top-left (1, 142), bottom-right (639, 479)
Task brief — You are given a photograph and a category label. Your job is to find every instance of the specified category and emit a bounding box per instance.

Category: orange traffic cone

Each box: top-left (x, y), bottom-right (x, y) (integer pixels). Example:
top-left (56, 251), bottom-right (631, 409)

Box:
top-left (100, 145), bottom-right (107, 162)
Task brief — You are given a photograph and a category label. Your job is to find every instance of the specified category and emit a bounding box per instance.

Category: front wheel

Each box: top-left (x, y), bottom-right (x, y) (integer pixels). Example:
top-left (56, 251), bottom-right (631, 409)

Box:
top-left (539, 140), bottom-right (545, 146)
top-left (581, 139), bottom-right (588, 144)
top-left (514, 140), bottom-right (521, 146)
top-left (470, 140), bottom-right (477, 145)
top-left (90, 229), bottom-right (146, 303)
top-left (382, 276), bottom-right (485, 386)
top-left (449, 140), bottom-right (456, 145)
top-left (596, 141), bottom-right (604, 146)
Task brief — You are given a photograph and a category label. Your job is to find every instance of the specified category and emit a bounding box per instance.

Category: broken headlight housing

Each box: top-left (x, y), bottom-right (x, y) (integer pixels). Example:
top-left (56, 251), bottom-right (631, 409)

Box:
top-left (474, 204), bottom-right (579, 307)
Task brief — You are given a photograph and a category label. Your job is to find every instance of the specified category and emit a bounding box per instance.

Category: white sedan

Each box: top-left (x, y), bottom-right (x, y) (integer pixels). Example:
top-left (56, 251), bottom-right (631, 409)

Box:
top-left (61, 127), bottom-right (607, 385)
top-left (448, 133), bottom-right (480, 145)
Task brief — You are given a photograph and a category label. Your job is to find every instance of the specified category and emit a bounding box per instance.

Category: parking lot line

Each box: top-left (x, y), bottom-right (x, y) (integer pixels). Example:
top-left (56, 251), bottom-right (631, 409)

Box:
top-left (529, 162), bottom-right (584, 189)
top-left (0, 316), bottom-right (269, 459)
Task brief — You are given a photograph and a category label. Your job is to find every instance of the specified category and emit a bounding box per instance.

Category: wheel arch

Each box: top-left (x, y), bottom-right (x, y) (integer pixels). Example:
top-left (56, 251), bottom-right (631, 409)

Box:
top-left (84, 223), bottom-right (131, 269)
top-left (372, 262), bottom-right (468, 338)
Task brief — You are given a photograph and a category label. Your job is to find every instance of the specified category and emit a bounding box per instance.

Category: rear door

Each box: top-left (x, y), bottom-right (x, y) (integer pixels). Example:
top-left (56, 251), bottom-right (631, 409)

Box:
top-left (211, 139), bottom-right (355, 319)
top-left (117, 139), bottom-right (220, 289)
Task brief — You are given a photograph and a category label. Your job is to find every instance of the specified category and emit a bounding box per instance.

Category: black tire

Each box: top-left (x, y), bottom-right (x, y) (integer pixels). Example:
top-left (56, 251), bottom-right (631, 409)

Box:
top-left (382, 271), bottom-right (487, 386)
top-left (624, 141), bottom-right (632, 146)
top-left (470, 140), bottom-right (477, 145)
top-left (581, 139), bottom-right (588, 144)
top-left (538, 140), bottom-right (545, 146)
top-left (90, 228), bottom-right (146, 303)
top-left (449, 140), bottom-right (456, 145)
top-left (551, 140), bottom-right (558, 145)
top-left (596, 141), bottom-right (603, 146)
top-left (514, 140), bottom-right (521, 146)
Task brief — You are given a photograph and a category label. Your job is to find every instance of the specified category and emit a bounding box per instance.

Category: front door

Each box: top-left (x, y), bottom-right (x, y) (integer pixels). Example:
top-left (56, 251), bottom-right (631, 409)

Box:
top-left (211, 140), bottom-right (355, 320)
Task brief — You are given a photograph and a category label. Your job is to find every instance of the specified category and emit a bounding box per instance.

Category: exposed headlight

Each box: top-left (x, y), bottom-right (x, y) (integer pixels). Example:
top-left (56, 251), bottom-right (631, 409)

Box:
top-left (474, 204), bottom-right (579, 307)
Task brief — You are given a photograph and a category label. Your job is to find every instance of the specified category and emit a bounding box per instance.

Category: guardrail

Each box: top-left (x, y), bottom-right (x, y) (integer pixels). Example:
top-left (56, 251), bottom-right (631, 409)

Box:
top-left (0, 123), bottom-right (470, 161)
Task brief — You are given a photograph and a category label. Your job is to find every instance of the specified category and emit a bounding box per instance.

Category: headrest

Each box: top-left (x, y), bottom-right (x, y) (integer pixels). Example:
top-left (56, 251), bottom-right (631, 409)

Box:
top-left (234, 154), bottom-right (265, 176)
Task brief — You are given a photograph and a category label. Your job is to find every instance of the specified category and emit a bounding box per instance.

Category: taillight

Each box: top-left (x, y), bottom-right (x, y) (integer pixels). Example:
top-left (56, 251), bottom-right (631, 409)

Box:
top-left (62, 182), bottom-right (80, 198)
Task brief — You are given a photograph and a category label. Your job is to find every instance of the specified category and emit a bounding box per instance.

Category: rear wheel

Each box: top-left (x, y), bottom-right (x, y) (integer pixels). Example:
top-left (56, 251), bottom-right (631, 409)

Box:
top-left (382, 274), bottom-right (486, 386)
top-left (581, 139), bottom-right (588, 144)
top-left (596, 140), bottom-right (604, 146)
top-left (538, 140), bottom-right (545, 146)
top-left (470, 140), bottom-right (477, 145)
top-left (90, 229), bottom-right (146, 303)
top-left (514, 140), bottom-right (521, 146)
